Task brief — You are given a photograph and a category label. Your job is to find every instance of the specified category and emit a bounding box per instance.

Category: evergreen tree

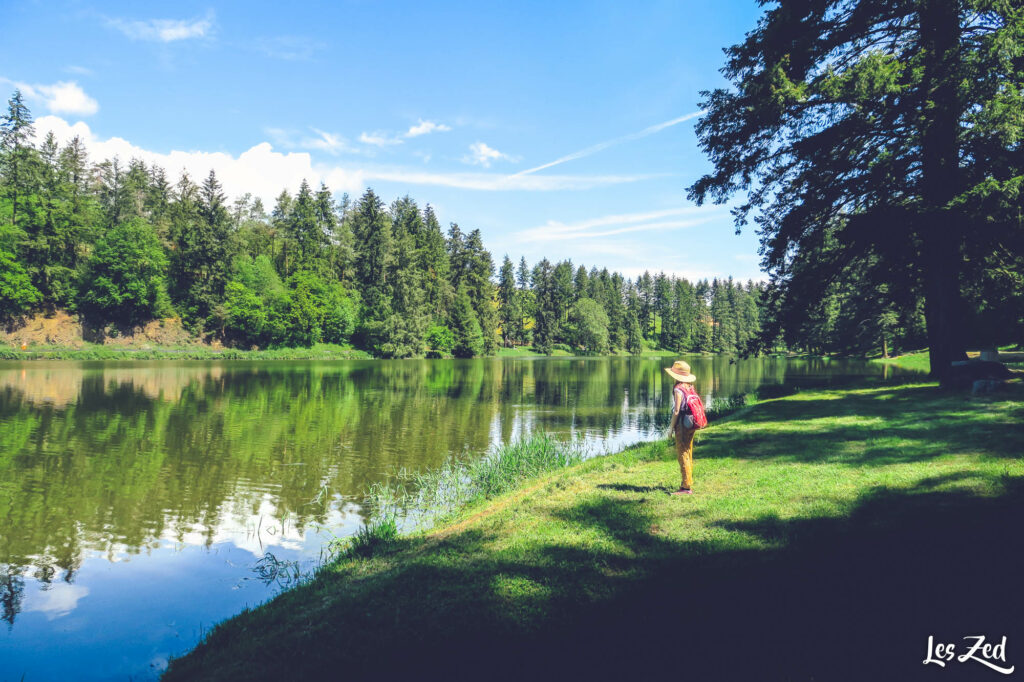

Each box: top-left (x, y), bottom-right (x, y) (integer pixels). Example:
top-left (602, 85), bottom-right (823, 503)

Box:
top-left (380, 196), bottom-right (429, 357)
top-left (531, 258), bottom-right (556, 353)
top-left (463, 229), bottom-right (498, 354)
top-left (451, 283), bottom-right (484, 358)
top-left (637, 271), bottom-right (655, 339)
top-left (550, 260), bottom-right (574, 341)
top-left (418, 204), bottom-right (453, 323)
top-left (270, 189), bottom-right (293, 275)
top-left (654, 273), bottom-right (673, 349)
top-left (515, 256), bottom-right (531, 345)
top-left (498, 255), bottom-right (517, 347)
top-left (688, 0), bottom-right (1024, 381)
top-left (573, 265), bottom-right (589, 302)
top-left (288, 180), bottom-right (329, 272)
top-left (352, 188), bottom-right (393, 349)
top-left (0, 90), bottom-right (36, 232)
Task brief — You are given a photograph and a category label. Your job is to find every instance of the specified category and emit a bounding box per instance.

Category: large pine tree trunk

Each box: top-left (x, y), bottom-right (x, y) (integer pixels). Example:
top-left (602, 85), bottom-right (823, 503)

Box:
top-left (919, 0), bottom-right (968, 384)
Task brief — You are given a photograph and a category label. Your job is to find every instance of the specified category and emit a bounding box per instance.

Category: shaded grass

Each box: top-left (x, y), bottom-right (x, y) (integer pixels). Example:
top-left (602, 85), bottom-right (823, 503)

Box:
top-left (165, 381), bottom-right (1024, 681)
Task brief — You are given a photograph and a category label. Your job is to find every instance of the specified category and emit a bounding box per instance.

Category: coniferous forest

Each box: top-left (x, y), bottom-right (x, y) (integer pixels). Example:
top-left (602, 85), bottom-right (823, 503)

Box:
top-left (4, 89), bottom-right (1015, 360)
top-left (0, 92), bottom-right (776, 358)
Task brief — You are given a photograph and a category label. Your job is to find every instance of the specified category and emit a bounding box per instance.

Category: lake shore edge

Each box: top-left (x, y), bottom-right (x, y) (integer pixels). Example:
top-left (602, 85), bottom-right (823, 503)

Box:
top-left (163, 378), bottom-right (1024, 680)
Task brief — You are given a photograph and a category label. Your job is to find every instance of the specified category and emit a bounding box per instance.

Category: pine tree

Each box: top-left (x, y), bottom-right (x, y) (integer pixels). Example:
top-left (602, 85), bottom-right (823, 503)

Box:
top-left (419, 204), bottom-right (453, 323)
top-left (352, 188), bottom-right (393, 348)
top-left (498, 255), bottom-right (517, 347)
top-left (380, 196), bottom-right (429, 357)
top-left (270, 189), bottom-right (292, 276)
top-left (573, 265), bottom-right (588, 302)
top-left (0, 90), bottom-right (37, 232)
top-left (531, 258), bottom-right (556, 353)
top-left (464, 229), bottom-right (498, 354)
top-left (654, 272), bottom-right (673, 349)
top-left (550, 260), bottom-right (574, 342)
top-left (637, 271), bottom-right (655, 339)
top-left (451, 283), bottom-right (484, 358)
top-left (515, 256), bottom-right (531, 345)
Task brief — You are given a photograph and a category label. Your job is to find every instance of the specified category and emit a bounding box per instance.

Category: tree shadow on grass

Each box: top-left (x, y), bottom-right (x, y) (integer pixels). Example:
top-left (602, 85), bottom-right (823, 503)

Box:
top-left (167, 474), bottom-right (1024, 682)
top-left (696, 384), bottom-right (1024, 465)
top-left (595, 483), bottom-right (667, 494)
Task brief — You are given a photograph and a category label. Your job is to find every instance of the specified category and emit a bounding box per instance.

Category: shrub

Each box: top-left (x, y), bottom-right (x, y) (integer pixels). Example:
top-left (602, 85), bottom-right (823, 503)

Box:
top-left (77, 218), bottom-right (171, 324)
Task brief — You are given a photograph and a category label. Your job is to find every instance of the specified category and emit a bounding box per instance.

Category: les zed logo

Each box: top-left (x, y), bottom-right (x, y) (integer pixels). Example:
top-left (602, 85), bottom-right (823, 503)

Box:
top-left (924, 635), bottom-right (1015, 675)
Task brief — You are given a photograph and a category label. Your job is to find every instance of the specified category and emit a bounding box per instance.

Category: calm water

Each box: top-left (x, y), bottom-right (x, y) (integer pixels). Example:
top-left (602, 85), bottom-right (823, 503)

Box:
top-left (0, 356), bottom-right (913, 679)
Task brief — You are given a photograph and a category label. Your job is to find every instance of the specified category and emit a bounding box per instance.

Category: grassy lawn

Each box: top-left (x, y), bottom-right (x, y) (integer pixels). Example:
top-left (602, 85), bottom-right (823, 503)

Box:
top-left (875, 347), bottom-right (1024, 373)
top-left (165, 381), bottom-right (1024, 681)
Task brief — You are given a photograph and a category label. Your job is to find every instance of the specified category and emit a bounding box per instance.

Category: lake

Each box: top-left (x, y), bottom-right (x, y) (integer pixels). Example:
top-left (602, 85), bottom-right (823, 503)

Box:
top-left (0, 356), bottom-right (915, 680)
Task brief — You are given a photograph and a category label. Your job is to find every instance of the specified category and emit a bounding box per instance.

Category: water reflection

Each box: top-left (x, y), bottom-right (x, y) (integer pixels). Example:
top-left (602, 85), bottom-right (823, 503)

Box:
top-left (0, 356), bottom-right (904, 678)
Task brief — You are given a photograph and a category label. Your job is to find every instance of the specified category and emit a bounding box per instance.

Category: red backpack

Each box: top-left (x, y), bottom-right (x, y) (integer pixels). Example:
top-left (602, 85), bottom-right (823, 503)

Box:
top-left (675, 384), bottom-right (708, 429)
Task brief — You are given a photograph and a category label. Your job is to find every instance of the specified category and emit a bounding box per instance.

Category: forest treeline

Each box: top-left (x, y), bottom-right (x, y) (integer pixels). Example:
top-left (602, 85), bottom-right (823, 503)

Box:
top-left (0, 92), bottom-right (778, 358)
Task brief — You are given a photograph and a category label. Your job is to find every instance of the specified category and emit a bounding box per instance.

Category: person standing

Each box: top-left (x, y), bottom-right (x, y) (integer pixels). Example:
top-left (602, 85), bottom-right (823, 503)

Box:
top-left (665, 360), bottom-right (701, 495)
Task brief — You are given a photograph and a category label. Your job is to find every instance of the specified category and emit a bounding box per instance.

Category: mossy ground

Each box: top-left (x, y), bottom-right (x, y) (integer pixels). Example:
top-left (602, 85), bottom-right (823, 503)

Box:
top-left (165, 381), bottom-right (1024, 681)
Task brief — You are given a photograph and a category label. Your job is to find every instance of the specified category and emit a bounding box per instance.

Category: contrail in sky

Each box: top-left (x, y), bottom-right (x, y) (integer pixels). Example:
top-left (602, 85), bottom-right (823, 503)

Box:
top-left (513, 110), bottom-right (705, 176)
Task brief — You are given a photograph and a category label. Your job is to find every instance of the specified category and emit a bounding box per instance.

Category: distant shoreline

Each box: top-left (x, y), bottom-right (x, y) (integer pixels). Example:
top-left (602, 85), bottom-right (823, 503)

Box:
top-left (0, 344), bottom-right (870, 362)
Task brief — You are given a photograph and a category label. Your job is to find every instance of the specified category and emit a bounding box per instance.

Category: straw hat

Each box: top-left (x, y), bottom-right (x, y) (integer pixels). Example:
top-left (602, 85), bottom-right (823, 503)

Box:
top-left (664, 360), bottom-right (696, 383)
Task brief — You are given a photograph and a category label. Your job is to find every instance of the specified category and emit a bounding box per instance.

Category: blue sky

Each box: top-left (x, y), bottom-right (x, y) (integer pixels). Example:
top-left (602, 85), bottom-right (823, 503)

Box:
top-left (2, 0), bottom-right (766, 282)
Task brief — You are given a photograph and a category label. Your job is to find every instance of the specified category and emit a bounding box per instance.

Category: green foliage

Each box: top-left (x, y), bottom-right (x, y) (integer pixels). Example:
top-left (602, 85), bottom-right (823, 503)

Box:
top-left (451, 284), bottom-right (484, 358)
top-left (352, 188), bottom-right (393, 349)
top-left (0, 91), bottom-right (786, 358)
top-left (0, 243), bottom-right (41, 318)
top-left (425, 324), bottom-right (455, 357)
top-left (567, 297), bottom-right (610, 353)
top-left (77, 218), bottom-right (171, 324)
top-left (688, 1), bottom-right (1024, 376)
top-left (284, 270), bottom-right (358, 347)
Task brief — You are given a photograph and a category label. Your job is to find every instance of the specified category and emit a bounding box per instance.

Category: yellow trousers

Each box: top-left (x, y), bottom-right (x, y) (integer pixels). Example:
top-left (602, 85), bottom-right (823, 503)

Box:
top-left (674, 422), bottom-right (696, 489)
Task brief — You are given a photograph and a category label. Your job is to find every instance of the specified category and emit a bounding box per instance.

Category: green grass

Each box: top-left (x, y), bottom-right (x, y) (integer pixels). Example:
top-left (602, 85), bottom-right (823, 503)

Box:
top-left (872, 349), bottom-right (931, 372)
top-left (164, 380), bottom-right (1024, 680)
top-left (874, 347), bottom-right (1024, 374)
top-left (0, 342), bottom-right (373, 361)
top-left (364, 434), bottom-right (590, 534)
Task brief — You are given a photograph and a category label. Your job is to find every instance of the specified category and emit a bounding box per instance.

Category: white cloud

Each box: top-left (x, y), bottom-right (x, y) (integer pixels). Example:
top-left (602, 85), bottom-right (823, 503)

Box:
top-left (463, 141), bottom-right (517, 168)
top-left (64, 65), bottom-right (94, 76)
top-left (405, 120), bottom-right (451, 138)
top-left (305, 128), bottom-right (354, 154)
top-left (24, 582), bottom-right (89, 621)
top-left (31, 115), bottom-right (647, 202)
top-left (516, 206), bottom-right (725, 242)
top-left (514, 110), bottom-right (704, 176)
top-left (34, 115), bottom-right (363, 202)
top-left (361, 168), bottom-right (645, 191)
top-left (1, 78), bottom-right (98, 116)
top-left (268, 127), bottom-right (358, 156)
top-left (108, 11), bottom-right (214, 42)
top-left (359, 131), bottom-right (404, 147)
